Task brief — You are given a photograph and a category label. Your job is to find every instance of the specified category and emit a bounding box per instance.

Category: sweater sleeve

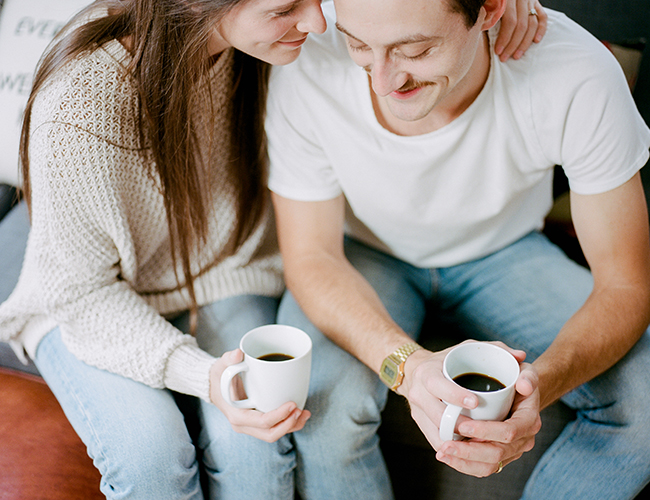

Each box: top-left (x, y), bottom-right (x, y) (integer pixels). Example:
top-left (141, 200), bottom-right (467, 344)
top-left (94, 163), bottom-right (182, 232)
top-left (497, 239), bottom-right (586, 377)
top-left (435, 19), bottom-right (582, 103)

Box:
top-left (27, 121), bottom-right (215, 401)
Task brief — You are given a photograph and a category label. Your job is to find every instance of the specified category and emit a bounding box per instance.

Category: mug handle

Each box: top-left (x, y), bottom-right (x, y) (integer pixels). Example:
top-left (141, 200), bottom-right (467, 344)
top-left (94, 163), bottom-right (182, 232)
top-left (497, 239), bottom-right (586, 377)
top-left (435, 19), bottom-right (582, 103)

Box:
top-left (220, 361), bottom-right (255, 409)
top-left (439, 403), bottom-right (463, 442)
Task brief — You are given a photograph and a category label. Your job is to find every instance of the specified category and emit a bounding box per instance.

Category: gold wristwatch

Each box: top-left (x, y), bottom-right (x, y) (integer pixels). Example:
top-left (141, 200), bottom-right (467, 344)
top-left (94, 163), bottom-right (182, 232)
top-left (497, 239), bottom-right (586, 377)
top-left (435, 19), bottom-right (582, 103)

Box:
top-left (379, 342), bottom-right (423, 392)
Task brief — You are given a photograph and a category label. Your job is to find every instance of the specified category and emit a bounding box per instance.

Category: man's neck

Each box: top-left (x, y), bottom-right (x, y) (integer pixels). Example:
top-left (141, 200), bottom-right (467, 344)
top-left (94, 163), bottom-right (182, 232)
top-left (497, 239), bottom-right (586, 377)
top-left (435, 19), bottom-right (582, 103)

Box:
top-left (371, 32), bottom-right (492, 137)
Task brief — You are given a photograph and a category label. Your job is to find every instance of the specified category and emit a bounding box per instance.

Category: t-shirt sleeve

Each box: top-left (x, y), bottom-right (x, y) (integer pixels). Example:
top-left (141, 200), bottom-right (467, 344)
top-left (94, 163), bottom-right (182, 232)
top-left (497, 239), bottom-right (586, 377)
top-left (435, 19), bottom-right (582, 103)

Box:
top-left (531, 14), bottom-right (650, 195)
top-left (266, 64), bottom-right (343, 202)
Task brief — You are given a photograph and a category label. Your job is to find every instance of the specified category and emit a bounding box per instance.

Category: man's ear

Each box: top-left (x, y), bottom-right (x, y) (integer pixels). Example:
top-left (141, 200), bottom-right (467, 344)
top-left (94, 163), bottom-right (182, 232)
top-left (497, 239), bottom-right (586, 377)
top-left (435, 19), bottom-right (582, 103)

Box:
top-left (480, 0), bottom-right (507, 31)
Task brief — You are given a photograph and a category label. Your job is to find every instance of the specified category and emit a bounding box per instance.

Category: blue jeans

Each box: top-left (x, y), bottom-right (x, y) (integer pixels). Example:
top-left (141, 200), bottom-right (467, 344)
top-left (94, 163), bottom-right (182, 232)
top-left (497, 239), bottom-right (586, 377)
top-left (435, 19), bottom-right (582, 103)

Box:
top-left (278, 233), bottom-right (650, 500)
top-left (34, 295), bottom-right (301, 500)
top-left (35, 295), bottom-right (392, 500)
top-left (3, 201), bottom-right (390, 499)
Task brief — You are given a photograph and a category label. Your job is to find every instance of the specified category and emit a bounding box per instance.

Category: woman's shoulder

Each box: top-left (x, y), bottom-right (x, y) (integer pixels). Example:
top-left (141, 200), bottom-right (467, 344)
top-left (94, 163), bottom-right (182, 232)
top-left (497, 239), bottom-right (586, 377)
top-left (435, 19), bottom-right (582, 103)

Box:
top-left (31, 40), bottom-right (141, 149)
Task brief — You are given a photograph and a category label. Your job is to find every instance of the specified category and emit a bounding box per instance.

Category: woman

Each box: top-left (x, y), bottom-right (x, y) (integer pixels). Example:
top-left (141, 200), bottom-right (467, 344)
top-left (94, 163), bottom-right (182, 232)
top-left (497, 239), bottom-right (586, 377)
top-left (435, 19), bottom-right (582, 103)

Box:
top-left (0, 0), bottom-right (546, 498)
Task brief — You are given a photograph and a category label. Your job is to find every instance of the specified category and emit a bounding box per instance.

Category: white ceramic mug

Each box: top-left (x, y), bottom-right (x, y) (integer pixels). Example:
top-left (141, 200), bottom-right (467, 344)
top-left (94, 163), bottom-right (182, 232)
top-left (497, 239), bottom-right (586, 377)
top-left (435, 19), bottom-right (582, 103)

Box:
top-left (220, 324), bottom-right (312, 413)
top-left (439, 342), bottom-right (520, 442)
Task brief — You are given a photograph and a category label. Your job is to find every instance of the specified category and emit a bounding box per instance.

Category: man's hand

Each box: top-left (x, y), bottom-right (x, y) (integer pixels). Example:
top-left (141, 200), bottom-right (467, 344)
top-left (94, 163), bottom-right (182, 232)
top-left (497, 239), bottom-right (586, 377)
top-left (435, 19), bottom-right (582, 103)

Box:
top-left (436, 363), bottom-right (541, 476)
top-left (496, 0), bottom-right (548, 61)
top-left (209, 349), bottom-right (311, 443)
top-left (401, 342), bottom-right (542, 477)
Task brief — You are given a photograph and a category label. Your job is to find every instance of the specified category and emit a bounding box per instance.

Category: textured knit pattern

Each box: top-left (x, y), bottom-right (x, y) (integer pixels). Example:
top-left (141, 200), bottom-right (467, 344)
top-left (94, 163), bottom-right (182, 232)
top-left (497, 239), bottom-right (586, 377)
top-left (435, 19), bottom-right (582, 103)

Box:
top-left (0, 40), bottom-right (284, 401)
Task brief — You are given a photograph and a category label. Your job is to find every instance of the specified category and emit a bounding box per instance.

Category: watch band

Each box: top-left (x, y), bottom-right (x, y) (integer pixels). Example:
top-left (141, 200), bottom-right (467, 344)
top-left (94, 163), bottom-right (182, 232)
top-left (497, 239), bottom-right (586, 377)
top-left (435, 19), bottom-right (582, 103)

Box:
top-left (379, 342), bottom-right (423, 392)
top-left (391, 342), bottom-right (422, 363)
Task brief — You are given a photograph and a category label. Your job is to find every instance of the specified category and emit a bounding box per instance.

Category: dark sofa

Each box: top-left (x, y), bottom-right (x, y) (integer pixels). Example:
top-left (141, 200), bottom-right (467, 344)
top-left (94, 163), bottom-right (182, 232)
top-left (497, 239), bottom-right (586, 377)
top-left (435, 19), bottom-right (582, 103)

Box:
top-left (2, 0), bottom-right (650, 498)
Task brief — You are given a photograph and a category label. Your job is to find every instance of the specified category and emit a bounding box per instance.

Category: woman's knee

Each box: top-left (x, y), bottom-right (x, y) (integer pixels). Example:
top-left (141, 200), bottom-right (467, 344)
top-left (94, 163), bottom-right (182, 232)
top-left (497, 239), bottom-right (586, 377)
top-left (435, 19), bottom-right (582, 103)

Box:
top-left (35, 331), bottom-right (202, 499)
top-left (97, 424), bottom-right (201, 499)
top-left (197, 403), bottom-right (295, 498)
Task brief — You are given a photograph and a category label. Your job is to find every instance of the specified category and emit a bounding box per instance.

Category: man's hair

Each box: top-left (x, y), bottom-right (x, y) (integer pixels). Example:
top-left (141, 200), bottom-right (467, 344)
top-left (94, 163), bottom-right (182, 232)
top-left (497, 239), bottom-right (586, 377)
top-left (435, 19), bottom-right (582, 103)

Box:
top-left (20, 0), bottom-right (270, 333)
top-left (448, 0), bottom-right (488, 28)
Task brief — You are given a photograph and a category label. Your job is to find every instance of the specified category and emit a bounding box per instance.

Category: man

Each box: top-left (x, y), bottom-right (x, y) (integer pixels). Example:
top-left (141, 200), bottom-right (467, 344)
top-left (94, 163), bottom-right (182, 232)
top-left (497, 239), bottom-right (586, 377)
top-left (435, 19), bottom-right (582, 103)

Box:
top-left (266, 0), bottom-right (650, 498)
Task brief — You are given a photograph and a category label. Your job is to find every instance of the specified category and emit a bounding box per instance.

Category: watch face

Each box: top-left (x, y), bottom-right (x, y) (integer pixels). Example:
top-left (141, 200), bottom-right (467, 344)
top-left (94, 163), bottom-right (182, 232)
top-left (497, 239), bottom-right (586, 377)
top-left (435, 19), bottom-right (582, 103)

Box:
top-left (382, 362), bottom-right (397, 381)
top-left (380, 358), bottom-right (398, 386)
top-left (380, 344), bottom-right (421, 390)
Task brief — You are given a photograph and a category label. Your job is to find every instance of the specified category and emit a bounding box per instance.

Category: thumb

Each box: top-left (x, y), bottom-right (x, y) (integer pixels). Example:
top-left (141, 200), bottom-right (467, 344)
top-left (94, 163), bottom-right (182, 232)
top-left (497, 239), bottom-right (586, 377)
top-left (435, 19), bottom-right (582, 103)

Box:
top-left (222, 348), bottom-right (244, 366)
top-left (516, 363), bottom-right (538, 397)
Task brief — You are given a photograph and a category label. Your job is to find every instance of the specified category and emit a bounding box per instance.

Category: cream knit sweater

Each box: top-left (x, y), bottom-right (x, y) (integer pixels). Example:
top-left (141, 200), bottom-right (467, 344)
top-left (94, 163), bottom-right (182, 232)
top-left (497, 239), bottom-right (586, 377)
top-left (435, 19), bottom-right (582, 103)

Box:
top-left (0, 40), bottom-right (284, 402)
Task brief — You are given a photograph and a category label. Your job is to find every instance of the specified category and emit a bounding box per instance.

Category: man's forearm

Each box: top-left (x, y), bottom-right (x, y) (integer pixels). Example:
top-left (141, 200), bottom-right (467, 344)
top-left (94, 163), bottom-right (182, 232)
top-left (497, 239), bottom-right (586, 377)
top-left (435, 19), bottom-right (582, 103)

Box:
top-left (534, 283), bottom-right (650, 409)
top-left (284, 251), bottom-right (412, 373)
top-left (536, 175), bottom-right (650, 409)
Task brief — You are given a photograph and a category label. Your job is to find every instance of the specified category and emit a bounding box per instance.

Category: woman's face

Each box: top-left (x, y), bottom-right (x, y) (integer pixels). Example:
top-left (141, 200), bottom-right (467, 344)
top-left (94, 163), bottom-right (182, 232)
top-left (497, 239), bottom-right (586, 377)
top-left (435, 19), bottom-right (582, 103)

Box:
top-left (210, 0), bottom-right (327, 64)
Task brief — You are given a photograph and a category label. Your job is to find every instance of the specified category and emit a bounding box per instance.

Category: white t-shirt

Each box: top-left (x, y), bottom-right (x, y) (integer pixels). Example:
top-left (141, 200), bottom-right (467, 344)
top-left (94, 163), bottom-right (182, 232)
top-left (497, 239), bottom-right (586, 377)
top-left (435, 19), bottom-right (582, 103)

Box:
top-left (267, 4), bottom-right (650, 268)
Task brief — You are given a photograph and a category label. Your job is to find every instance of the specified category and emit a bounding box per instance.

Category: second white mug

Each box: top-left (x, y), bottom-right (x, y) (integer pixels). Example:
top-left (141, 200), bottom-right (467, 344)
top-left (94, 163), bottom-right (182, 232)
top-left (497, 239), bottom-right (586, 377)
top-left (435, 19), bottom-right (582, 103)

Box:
top-left (439, 342), bottom-right (520, 442)
top-left (220, 324), bottom-right (312, 413)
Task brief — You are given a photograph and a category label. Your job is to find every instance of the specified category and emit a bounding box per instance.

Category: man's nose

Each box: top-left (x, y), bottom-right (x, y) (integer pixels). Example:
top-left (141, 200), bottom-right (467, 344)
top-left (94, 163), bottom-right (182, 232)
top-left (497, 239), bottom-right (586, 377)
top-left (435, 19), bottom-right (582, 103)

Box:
top-left (369, 58), bottom-right (407, 97)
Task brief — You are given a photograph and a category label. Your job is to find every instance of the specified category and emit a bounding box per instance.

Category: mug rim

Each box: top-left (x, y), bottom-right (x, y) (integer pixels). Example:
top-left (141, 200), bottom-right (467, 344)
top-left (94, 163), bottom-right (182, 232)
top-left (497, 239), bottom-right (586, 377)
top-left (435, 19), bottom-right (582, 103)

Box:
top-left (240, 324), bottom-right (312, 362)
top-left (443, 342), bottom-right (519, 392)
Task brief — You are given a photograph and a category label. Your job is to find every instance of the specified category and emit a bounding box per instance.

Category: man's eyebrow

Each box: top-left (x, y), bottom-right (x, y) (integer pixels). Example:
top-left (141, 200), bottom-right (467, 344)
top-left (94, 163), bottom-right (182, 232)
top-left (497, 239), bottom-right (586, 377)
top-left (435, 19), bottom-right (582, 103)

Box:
top-left (335, 22), bottom-right (362, 42)
top-left (335, 22), bottom-right (440, 48)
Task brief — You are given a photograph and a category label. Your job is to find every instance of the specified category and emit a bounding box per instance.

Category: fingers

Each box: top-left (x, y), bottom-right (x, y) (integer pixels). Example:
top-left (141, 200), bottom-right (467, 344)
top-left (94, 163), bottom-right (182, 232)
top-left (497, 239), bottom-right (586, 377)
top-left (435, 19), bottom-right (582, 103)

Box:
top-left (405, 343), bottom-right (541, 477)
top-left (411, 402), bottom-right (477, 451)
top-left (515, 363), bottom-right (538, 397)
top-left (436, 395), bottom-right (541, 477)
top-left (495, 0), bottom-right (548, 62)
top-left (483, 339), bottom-right (527, 363)
top-left (410, 402), bottom-right (448, 450)
top-left (407, 346), bottom-right (479, 411)
top-left (208, 356), bottom-right (311, 442)
top-left (494, 0), bottom-right (520, 59)
top-left (415, 374), bottom-right (478, 416)
top-left (532, 0), bottom-right (548, 44)
top-left (435, 366), bottom-right (541, 477)
top-left (437, 409), bottom-right (537, 477)
top-left (406, 350), bottom-right (480, 451)
top-left (406, 351), bottom-right (479, 438)
top-left (437, 437), bottom-right (529, 477)
top-left (221, 347), bottom-right (244, 366)
top-left (456, 379), bottom-right (541, 444)
top-left (228, 402), bottom-right (312, 443)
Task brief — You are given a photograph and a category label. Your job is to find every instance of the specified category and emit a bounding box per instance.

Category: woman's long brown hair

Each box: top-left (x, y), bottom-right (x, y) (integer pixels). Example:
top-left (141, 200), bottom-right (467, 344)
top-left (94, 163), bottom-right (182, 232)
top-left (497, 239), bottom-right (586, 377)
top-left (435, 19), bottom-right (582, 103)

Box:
top-left (19, 0), bottom-right (271, 333)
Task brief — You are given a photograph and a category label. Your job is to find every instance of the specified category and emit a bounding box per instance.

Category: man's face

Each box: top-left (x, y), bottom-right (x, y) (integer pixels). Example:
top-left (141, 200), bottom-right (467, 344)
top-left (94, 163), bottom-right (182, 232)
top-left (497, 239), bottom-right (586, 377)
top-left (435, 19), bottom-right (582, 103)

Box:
top-left (333, 0), bottom-right (487, 125)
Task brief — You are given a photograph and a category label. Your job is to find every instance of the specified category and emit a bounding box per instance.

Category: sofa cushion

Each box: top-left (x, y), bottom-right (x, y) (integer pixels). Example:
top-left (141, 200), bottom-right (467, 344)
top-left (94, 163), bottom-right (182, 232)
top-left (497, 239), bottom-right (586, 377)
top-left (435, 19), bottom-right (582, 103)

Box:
top-left (603, 39), bottom-right (645, 91)
top-left (0, 367), bottom-right (103, 500)
top-left (0, 0), bottom-right (91, 185)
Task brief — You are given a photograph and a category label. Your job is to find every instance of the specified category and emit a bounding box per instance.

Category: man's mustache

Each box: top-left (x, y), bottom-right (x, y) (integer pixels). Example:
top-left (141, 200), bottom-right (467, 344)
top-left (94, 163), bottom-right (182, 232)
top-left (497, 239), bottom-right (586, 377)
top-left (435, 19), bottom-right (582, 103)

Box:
top-left (396, 79), bottom-right (435, 93)
top-left (363, 66), bottom-right (435, 93)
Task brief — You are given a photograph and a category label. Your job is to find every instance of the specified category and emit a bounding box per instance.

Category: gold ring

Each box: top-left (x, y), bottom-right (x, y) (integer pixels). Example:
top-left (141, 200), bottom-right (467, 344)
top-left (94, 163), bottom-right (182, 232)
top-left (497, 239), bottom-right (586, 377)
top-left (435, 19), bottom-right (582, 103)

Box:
top-left (529, 7), bottom-right (538, 16)
top-left (496, 461), bottom-right (504, 474)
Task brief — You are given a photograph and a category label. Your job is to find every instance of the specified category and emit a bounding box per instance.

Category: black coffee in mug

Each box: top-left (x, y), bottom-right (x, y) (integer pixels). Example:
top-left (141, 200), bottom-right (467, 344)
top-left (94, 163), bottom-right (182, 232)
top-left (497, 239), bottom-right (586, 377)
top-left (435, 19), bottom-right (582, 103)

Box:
top-left (453, 372), bottom-right (505, 392)
top-left (258, 353), bottom-right (294, 362)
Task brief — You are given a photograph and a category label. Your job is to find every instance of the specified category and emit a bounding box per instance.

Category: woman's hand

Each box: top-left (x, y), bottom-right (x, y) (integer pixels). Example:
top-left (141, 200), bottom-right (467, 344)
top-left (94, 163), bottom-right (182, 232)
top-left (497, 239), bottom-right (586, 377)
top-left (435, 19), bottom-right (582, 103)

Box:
top-left (496, 0), bottom-right (548, 61)
top-left (209, 349), bottom-right (311, 442)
